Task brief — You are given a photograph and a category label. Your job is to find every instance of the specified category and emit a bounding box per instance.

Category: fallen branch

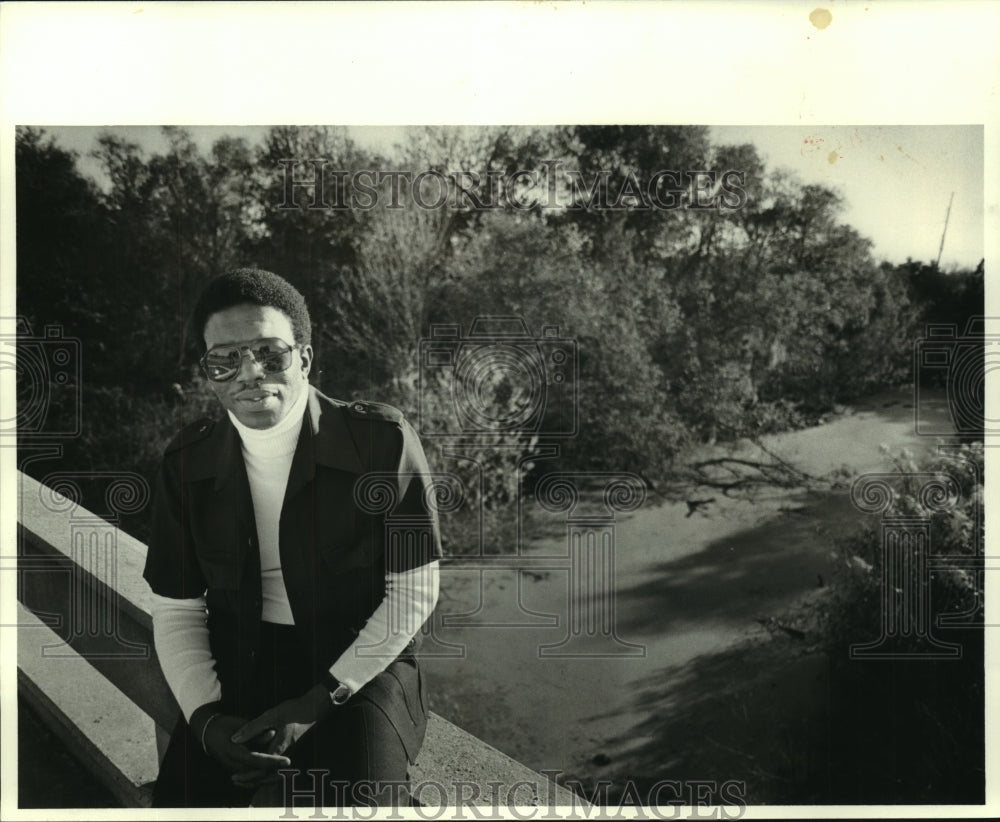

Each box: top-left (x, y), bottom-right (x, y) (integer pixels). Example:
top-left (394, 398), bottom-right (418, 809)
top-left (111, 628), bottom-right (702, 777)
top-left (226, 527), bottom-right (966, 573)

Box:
top-left (680, 438), bottom-right (833, 500)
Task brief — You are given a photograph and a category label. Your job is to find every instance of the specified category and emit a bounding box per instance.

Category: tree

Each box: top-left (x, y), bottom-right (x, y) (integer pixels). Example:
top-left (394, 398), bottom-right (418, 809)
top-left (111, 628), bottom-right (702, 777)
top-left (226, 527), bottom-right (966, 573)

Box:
top-left (15, 128), bottom-right (111, 341)
top-left (250, 126), bottom-right (373, 282)
top-left (89, 128), bottom-right (265, 387)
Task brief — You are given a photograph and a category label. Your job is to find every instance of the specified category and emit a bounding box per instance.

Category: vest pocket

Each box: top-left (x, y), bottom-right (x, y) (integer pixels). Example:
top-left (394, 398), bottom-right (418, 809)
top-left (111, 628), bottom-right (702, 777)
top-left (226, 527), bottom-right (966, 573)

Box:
top-left (197, 548), bottom-right (242, 590)
top-left (319, 540), bottom-right (374, 571)
top-left (315, 539), bottom-right (383, 645)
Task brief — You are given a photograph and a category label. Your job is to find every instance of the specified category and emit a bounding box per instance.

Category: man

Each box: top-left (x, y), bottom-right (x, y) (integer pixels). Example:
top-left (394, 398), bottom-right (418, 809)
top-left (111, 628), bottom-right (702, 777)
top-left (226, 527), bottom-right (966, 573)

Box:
top-left (142, 268), bottom-right (441, 807)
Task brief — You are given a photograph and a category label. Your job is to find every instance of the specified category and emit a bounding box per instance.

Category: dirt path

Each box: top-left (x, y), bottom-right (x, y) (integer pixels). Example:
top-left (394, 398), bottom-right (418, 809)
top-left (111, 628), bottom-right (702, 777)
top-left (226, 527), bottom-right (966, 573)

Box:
top-left (421, 388), bottom-right (956, 797)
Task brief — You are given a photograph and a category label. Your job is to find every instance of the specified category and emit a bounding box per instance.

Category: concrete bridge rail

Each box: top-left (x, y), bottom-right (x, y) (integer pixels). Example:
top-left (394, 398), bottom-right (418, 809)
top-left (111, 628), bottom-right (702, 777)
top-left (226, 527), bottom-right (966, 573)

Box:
top-left (14, 470), bottom-right (581, 811)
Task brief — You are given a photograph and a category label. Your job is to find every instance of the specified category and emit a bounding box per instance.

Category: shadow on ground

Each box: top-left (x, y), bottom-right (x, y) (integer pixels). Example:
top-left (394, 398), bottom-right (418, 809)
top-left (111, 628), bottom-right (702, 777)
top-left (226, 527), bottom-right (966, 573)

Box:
top-left (615, 490), bottom-right (853, 638)
top-left (566, 622), bottom-right (984, 806)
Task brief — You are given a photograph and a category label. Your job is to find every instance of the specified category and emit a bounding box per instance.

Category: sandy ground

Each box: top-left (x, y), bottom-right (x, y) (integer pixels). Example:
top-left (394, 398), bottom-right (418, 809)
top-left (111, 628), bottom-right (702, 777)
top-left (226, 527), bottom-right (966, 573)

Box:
top-left (420, 387), bottom-right (957, 795)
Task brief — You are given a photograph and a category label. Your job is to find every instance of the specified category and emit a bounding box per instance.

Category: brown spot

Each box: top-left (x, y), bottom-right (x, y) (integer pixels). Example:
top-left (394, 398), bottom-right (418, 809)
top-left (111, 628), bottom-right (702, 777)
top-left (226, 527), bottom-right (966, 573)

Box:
top-left (809, 8), bottom-right (832, 29)
top-left (827, 150), bottom-right (839, 165)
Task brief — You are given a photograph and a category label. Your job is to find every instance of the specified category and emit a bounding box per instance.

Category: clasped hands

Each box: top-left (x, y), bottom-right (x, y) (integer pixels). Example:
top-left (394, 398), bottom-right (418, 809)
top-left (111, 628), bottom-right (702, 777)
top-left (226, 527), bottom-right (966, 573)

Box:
top-left (198, 685), bottom-right (334, 789)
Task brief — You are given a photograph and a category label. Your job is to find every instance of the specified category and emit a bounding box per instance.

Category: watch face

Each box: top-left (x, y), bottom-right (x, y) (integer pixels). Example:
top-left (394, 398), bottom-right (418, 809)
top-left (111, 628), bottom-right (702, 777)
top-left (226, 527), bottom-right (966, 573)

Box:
top-left (332, 684), bottom-right (352, 705)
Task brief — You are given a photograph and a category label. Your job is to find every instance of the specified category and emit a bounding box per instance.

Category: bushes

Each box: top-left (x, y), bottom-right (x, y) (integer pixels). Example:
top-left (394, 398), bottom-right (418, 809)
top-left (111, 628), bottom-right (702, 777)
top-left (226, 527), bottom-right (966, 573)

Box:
top-left (18, 380), bottom-right (221, 544)
top-left (361, 372), bottom-right (541, 556)
top-left (824, 443), bottom-right (983, 656)
top-left (787, 443), bottom-right (985, 803)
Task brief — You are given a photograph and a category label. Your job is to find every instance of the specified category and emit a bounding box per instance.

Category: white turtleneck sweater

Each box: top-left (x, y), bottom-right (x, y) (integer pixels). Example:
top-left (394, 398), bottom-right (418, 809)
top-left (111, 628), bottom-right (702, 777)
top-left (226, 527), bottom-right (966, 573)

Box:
top-left (228, 385), bottom-right (307, 624)
top-left (149, 388), bottom-right (440, 721)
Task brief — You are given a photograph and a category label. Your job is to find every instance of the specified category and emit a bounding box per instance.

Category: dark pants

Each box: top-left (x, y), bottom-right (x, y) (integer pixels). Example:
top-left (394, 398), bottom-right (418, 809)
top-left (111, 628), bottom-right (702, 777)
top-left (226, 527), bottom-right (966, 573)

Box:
top-left (152, 622), bottom-right (411, 808)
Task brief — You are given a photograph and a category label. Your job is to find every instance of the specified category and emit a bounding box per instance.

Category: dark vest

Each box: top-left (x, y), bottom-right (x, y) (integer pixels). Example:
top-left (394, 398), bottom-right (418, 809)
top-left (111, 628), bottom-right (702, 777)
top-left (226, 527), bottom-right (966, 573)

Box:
top-left (144, 387), bottom-right (441, 763)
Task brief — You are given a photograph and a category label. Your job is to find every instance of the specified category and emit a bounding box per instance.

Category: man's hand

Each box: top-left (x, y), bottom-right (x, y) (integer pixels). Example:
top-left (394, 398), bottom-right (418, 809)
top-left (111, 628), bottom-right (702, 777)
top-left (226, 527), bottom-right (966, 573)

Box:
top-left (228, 686), bottom-right (334, 787)
top-left (195, 710), bottom-right (292, 788)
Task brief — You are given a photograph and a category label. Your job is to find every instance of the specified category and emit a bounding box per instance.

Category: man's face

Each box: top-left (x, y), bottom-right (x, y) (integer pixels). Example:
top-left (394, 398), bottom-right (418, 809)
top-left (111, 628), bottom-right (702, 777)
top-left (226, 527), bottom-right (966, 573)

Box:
top-left (202, 303), bottom-right (313, 430)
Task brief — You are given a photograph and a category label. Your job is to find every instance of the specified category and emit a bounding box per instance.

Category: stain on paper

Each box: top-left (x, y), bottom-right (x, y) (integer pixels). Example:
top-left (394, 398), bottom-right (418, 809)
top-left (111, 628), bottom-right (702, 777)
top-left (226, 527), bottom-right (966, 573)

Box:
top-left (809, 8), bottom-right (833, 29)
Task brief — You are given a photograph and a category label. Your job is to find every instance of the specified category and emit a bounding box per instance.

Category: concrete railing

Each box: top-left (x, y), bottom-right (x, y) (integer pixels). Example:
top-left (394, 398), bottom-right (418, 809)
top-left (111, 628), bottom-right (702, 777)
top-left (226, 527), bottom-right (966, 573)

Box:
top-left (15, 470), bottom-right (580, 809)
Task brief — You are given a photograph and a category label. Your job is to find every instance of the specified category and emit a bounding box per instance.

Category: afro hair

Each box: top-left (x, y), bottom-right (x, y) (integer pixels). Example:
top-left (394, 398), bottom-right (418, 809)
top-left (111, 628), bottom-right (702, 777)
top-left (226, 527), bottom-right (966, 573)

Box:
top-left (191, 268), bottom-right (312, 351)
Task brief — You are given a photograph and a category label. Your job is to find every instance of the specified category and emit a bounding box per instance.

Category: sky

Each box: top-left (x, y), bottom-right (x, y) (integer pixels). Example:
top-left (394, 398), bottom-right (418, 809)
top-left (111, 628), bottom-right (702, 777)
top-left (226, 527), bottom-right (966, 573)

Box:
top-left (41, 123), bottom-right (984, 271)
top-left (712, 125), bottom-right (984, 271)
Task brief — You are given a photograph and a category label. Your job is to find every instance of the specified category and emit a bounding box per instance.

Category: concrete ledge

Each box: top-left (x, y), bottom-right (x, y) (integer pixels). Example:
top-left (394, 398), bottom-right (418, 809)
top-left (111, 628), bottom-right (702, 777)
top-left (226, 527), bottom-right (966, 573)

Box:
top-left (16, 470), bottom-right (582, 808)
top-left (413, 716), bottom-right (570, 807)
top-left (17, 604), bottom-right (158, 808)
top-left (17, 471), bottom-right (154, 632)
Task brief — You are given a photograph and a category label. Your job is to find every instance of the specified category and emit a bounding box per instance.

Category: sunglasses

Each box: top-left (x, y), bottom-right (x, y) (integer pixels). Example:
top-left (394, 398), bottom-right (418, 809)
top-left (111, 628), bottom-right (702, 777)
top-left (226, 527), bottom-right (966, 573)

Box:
top-left (200, 337), bottom-right (301, 383)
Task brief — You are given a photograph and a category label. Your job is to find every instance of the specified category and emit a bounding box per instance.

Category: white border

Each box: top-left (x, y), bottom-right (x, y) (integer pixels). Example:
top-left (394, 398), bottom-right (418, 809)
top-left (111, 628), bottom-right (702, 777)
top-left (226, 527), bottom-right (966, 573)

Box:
top-left (2, 1), bottom-right (998, 820)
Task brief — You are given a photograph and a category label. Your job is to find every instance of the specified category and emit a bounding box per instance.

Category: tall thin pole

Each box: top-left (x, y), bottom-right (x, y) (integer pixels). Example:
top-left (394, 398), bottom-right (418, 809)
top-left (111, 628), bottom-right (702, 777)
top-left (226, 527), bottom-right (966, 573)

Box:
top-left (935, 192), bottom-right (954, 268)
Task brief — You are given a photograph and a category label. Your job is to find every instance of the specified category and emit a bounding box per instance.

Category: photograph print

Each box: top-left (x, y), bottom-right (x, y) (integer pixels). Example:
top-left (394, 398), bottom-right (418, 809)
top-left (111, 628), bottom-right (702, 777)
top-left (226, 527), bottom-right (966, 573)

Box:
top-left (10, 123), bottom-right (986, 812)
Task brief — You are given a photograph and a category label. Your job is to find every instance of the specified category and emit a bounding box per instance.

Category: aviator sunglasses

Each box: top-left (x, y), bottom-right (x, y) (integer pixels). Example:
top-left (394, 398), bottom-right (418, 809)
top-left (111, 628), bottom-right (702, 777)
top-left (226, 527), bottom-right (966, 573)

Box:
top-left (200, 337), bottom-right (301, 382)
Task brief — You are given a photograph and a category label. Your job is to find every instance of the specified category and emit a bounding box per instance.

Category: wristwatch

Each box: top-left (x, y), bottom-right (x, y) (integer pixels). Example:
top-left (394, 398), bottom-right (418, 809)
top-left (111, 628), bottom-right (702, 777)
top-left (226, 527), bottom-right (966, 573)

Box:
top-left (323, 671), bottom-right (353, 706)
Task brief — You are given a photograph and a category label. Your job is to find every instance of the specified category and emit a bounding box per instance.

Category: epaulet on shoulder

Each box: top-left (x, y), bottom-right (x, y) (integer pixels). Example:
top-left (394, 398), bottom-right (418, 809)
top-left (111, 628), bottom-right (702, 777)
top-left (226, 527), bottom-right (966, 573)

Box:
top-left (346, 400), bottom-right (405, 426)
top-left (165, 417), bottom-right (216, 454)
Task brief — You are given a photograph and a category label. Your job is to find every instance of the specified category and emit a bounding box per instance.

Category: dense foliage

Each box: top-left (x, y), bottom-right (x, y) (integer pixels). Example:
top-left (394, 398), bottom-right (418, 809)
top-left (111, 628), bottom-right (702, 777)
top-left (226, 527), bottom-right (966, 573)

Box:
top-left (804, 443), bottom-right (985, 802)
top-left (14, 126), bottom-right (982, 545)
